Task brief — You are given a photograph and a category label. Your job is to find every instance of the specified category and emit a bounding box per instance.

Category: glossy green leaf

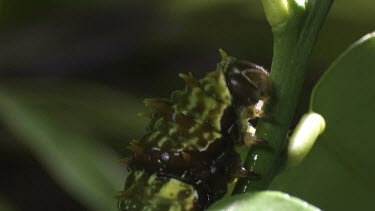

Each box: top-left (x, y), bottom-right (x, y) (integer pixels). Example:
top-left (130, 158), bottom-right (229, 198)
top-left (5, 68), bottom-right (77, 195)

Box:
top-left (0, 80), bottom-right (146, 211)
top-left (208, 191), bottom-right (319, 211)
top-left (271, 32), bottom-right (375, 210)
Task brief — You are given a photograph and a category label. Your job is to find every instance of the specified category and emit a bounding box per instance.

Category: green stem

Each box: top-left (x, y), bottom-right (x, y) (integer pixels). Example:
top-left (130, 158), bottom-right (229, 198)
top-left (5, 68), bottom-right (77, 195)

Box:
top-left (233, 0), bottom-right (333, 193)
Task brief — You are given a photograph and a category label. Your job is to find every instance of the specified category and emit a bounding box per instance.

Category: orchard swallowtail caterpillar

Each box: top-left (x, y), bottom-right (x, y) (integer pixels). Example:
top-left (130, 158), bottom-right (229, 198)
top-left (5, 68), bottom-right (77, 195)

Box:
top-left (118, 50), bottom-right (271, 211)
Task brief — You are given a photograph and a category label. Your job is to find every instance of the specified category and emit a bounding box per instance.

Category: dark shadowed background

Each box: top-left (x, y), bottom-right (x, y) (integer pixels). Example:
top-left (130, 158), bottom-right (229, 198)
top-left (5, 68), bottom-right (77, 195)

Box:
top-left (0, 1), bottom-right (374, 210)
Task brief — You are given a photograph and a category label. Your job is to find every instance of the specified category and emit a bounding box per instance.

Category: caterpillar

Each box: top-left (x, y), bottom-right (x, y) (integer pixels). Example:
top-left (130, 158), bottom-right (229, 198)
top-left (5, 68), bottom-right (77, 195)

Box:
top-left (118, 50), bottom-right (271, 211)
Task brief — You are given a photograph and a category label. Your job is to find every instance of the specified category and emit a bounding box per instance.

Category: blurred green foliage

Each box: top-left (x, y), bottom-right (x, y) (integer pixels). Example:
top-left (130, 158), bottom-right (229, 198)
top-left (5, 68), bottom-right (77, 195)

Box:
top-left (0, 196), bottom-right (17, 211)
top-left (0, 0), bottom-right (374, 210)
top-left (0, 81), bottom-right (147, 211)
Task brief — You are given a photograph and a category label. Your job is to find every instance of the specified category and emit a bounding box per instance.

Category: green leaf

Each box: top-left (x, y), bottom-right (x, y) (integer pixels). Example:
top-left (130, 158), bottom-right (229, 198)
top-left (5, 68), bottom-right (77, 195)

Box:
top-left (0, 80), bottom-right (146, 211)
top-left (208, 191), bottom-right (320, 211)
top-left (271, 32), bottom-right (375, 210)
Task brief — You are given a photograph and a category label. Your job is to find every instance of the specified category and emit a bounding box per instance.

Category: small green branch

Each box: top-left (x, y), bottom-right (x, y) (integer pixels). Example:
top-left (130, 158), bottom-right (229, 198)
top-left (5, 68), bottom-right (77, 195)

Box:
top-left (233, 0), bottom-right (333, 193)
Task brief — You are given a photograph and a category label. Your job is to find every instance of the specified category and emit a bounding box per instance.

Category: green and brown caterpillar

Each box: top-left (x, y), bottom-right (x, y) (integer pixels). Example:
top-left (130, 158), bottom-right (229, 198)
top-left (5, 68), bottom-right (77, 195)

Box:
top-left (118, 51), bottom-right (271, 211)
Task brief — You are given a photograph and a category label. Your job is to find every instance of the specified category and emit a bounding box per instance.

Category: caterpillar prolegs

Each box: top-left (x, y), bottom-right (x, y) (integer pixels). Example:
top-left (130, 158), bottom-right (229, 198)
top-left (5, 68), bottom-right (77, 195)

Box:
top-left (118, 51), bottom-right (271, 211)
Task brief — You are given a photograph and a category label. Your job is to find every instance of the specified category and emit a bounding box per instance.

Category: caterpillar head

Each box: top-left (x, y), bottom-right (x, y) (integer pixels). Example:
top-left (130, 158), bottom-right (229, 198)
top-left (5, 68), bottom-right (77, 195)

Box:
top-left (218, 50), bottom-right (270, 107)
top-left (226, 60), bottom-right (271, 106)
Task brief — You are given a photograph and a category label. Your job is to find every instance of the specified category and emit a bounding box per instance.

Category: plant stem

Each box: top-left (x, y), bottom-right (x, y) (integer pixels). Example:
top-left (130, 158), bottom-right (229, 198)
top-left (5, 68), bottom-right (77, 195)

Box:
top-left (233, 0), bottom-right (334, 193)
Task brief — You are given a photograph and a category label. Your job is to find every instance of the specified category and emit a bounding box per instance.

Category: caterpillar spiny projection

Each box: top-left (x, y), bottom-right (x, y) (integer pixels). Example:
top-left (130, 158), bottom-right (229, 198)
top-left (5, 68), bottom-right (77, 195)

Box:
top-left (118, 51), bottom-right (271, 211)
